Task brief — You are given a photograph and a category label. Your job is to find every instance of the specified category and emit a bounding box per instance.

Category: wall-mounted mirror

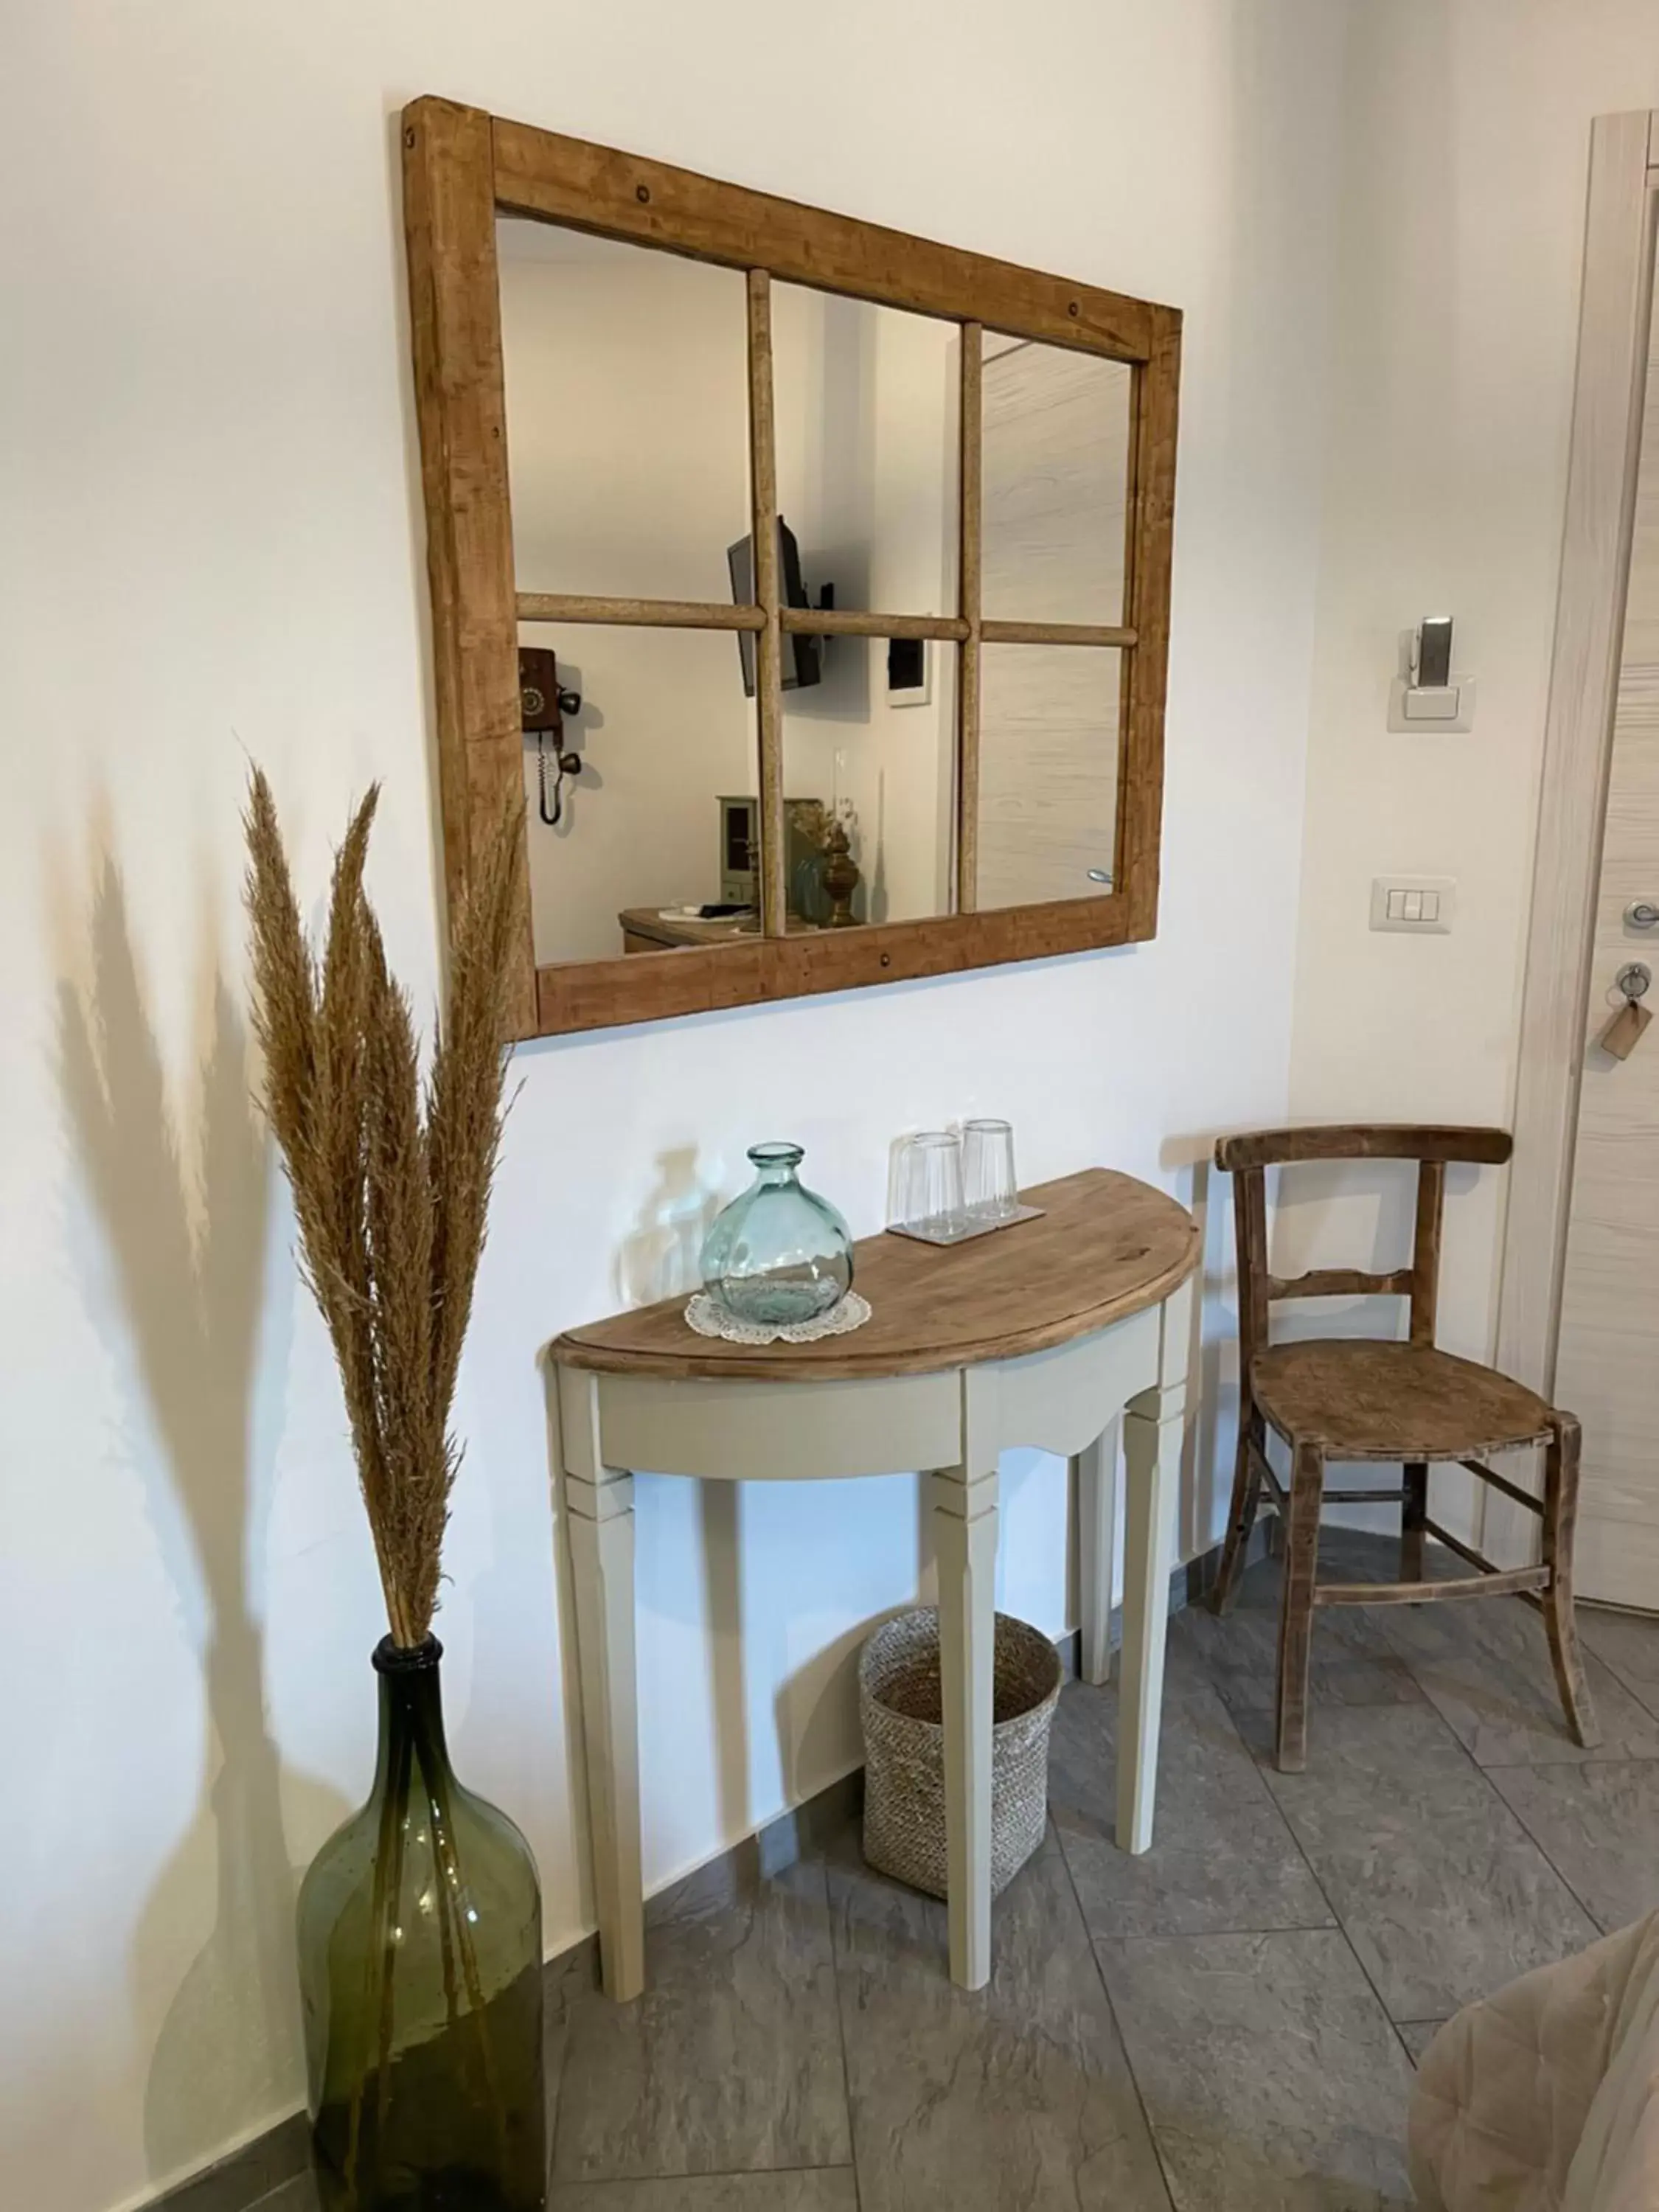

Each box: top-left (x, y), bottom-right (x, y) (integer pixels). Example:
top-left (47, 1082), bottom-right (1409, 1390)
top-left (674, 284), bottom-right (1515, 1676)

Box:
top-left (404, 100), bottom-right (1181, 1036)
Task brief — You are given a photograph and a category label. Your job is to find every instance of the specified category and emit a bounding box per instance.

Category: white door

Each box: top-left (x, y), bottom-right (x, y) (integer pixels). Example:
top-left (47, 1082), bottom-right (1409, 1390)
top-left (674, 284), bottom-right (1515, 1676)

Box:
top-left (975, 337), bottom-right (1130, 908)
top-left (1554, 209), bottom-right (1659, 1609)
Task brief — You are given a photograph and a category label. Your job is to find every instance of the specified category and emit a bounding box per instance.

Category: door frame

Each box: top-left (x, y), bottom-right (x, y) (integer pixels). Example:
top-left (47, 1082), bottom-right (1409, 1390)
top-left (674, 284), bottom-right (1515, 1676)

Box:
top-left (1491, 111), bottom-right (1659, 1566)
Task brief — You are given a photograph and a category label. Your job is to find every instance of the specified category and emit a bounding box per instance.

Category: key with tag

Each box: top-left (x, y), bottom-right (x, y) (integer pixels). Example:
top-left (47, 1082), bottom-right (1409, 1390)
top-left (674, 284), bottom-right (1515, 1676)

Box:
top-left (1601, 963), bottom-right (1652, 1060)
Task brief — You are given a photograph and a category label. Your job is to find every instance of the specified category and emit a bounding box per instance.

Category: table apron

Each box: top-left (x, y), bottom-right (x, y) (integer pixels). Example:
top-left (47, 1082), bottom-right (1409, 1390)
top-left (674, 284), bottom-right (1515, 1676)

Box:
top-left (571, 1304), bottom-right (1163, 1481)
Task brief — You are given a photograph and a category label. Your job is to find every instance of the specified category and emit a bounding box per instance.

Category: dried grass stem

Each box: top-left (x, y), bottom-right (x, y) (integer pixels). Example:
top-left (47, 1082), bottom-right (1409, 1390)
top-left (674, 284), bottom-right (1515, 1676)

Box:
top-left (244, 771), bottom-right (522, 1647)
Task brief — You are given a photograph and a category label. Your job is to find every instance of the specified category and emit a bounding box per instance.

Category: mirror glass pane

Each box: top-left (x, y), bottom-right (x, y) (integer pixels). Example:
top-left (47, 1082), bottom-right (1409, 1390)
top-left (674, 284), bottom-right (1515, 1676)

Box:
top-left (779, 644), bottom-right (957, 929)
top-left (771, 285), bottom-right (959, 618)
top-left (520, 622), bottom-right (760, 966)
top-left (981, 335), bottom-right (1132, 627)
top-left (497, 218), bottom-right (750, 603)
top-left (975, 644), bottom-right (1119, 908)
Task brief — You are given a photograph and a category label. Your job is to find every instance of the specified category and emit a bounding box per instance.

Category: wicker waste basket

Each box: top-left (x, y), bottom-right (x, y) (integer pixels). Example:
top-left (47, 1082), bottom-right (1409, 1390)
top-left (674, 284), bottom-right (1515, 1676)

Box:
top-left (859, 1606), bottom-right (1062, 1900)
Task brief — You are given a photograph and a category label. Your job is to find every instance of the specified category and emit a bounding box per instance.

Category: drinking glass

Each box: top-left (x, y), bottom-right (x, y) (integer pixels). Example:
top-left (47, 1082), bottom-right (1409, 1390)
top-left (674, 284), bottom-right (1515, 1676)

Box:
top-left (961, 1119), bottom-right (1018, 1222)
top-left (896, 1130), bottom-right (966, 1239)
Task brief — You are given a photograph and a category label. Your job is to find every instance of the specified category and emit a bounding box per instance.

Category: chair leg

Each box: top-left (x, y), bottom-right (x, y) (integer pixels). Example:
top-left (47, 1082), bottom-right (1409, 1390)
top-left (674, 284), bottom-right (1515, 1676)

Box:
top-left (1541, 1413), bottom-right (1599, 1750)
top-left (1401, 1461), bottom-right (1428, 1584)
top-left (1275, 1439), bottom-right (1324, 1773)
top-left (1211, 1405), bottom-right (1263, 1616)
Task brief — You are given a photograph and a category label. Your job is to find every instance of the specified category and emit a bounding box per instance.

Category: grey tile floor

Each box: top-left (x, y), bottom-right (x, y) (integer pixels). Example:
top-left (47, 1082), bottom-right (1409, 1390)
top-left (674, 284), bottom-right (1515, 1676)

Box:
top-left (254, 1532), bottom-right (1659, 2212)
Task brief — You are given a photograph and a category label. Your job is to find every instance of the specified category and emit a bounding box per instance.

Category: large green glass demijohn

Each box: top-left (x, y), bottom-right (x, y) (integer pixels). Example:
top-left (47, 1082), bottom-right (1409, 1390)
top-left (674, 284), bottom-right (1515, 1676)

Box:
top-left (297, 1639), bottom-right (543, 2212)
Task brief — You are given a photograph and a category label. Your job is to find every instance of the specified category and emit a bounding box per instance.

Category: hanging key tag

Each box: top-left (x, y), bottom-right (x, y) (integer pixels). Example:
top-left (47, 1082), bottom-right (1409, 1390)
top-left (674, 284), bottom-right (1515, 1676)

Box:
top-left (1601, 964), bottom-right (1653, 1061)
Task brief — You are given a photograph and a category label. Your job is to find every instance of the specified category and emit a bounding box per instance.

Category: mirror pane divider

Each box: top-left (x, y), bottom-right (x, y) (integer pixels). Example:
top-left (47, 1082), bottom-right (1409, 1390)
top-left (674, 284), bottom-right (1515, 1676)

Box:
top-left (402, 97), bottom-right (538, 1037)
top-left (745, 268), bottom-right (787, 939)
top-left (516, 594), bottom-right (765, 632)
top-left (981, 620), bottom-right (1137, 648)
top-left (779, 608), bottom-right (969, 641)
top-left (1116, 307), bottom-right (1181, 940)
top-left (956, 322), bottom-right (984, 913)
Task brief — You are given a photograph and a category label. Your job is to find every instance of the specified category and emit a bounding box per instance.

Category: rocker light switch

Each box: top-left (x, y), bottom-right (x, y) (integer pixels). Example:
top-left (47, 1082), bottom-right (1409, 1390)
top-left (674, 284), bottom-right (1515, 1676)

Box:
top-left (1371, 876), bottom-right (1455, 933)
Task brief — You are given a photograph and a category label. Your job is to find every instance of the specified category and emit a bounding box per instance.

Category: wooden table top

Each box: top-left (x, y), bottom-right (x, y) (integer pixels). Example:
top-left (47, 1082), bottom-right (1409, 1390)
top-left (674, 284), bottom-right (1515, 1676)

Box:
top-left (552, 1167), bottom-right (1199, 1383)
top-left (619, 908), bottom-right (826, 948)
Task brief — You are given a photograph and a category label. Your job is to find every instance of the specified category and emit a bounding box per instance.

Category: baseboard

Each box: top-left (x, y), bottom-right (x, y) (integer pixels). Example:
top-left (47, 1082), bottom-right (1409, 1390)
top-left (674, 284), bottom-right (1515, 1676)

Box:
top-left (147, 2112), bottom-right (313, 2212)
top-left (147, 1527), bottom-right (1252, 2212)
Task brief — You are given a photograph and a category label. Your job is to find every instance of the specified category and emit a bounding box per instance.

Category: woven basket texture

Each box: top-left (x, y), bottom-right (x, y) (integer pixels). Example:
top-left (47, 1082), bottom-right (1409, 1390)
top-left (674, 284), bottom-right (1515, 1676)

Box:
top-left (859, 1606), bottom-right (1062, 1900)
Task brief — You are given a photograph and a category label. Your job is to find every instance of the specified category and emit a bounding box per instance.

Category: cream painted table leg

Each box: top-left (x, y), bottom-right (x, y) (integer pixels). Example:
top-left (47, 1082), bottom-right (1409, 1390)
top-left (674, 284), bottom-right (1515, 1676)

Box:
top-left (931, 1395), bottom-right (999, 1991)
top-left (1076, 1423), bottom-right (1119, 1687)
top-left (1116, 1281), bottom-right (1192, 1854)
top-left (557, 1366), bottom-right (645, 2002)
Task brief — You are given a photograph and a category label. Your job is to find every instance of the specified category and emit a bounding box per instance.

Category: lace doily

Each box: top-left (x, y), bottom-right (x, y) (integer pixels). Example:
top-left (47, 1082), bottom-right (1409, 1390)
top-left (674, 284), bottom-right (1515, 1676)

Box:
top-left (684, 1290), bottom-right (872, 1345)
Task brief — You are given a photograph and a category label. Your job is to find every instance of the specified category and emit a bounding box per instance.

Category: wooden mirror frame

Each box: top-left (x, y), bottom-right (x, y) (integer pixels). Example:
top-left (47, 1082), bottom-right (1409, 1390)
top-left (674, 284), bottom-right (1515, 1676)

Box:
top-left (402, 96), bottom-right (1181, 1039)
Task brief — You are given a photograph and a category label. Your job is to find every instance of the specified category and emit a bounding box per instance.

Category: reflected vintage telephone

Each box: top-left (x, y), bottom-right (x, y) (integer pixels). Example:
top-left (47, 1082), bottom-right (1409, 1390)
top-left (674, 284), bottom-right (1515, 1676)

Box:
top-left (519, 647), bottom-right (583, 826)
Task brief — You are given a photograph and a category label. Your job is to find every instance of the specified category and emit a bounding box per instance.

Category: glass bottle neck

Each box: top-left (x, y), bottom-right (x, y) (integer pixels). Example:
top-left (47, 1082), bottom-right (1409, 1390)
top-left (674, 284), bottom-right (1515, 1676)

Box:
top-left (372, 1636), bottom-right (450, 1791)
top-left (748, 1144), bottom-right (804, 1189)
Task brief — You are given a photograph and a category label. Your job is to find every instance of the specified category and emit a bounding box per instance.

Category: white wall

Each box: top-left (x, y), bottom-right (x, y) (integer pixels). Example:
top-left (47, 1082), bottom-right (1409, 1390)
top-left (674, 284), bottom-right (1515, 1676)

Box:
top-left (1283, 0), bottom-right (1659, 1534)
top-left (0, 7), bottom-right (1340, 2211)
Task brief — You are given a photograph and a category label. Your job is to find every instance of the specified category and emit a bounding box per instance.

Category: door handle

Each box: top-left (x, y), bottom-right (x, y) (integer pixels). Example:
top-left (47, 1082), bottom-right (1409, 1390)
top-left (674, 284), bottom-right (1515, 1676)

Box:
top-left (1626, 901), bottom-right (1659, 929)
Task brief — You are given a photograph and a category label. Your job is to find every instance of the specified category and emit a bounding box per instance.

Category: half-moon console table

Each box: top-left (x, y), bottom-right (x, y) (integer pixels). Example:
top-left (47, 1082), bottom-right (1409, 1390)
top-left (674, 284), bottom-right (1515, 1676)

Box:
top-left (550, 1166), bottom-right (1200, 1997)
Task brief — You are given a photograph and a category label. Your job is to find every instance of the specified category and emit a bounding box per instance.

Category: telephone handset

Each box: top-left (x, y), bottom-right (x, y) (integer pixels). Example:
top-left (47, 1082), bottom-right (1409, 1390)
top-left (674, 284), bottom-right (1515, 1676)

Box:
top-left (519, 647), bottom-right (583, 827)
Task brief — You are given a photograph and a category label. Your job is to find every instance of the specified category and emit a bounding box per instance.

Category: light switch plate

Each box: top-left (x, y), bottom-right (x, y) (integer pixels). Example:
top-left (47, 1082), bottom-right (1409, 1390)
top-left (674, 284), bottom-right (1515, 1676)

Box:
top-left (1388, 675), bottom-right (1476, 733)
top-left (1371, 875), bottom-right (1455, 933)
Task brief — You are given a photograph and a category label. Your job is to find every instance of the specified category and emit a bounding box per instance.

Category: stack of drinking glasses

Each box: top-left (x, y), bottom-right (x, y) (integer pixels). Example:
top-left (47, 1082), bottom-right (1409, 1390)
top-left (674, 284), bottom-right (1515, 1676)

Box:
top-left (890, 1119), bottom-right (1038, 1245)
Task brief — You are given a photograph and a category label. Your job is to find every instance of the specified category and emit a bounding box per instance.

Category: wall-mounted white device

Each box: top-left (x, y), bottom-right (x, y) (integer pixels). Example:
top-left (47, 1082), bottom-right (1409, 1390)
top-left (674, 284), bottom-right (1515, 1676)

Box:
top-left (1388, 616), bottom-right (1476, 733)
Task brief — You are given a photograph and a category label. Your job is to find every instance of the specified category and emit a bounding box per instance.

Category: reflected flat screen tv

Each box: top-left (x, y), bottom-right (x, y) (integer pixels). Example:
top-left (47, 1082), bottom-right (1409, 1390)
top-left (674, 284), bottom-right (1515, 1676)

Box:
top-left (727, 517), bottom-right (823, 696)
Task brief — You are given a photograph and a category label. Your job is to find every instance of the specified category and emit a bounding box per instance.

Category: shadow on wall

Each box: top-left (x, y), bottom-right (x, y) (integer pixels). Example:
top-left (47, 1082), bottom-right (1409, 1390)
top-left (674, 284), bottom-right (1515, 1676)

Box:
top-left (549, 1149), bottom-right (756, 1881)
top-left (616, 1143), bottom-right (722, 1310)
top-left (57, 853), bottom-right (347, 2188)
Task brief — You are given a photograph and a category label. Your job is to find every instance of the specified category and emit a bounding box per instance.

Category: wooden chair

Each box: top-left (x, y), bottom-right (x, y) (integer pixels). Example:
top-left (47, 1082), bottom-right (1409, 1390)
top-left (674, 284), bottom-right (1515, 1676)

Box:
top-left (1211, 1124), bottom-right (1599, 1771)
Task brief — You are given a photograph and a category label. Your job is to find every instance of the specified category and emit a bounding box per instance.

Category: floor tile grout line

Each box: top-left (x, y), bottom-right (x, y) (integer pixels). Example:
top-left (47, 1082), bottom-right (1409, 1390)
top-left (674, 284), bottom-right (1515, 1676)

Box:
top-left (1374, 1586), bottom-right (1659, 1770)
top-left (818, 1850), bottom-right (865, 2212)
top-left (1048, 1815), bottom-right (1178, 2212)
top-left (1262, 1548), bottom-right (1614, 1980)
top-left (1478, 1754), bottom-right (1659, 1770)
top-left (1057, 1652), bottom-right (1348, 1942)
top-left (1194, 1624), bottom-right (1443, 2037)
top-left (559, 2161), bottom-right (862, 2190)
top-left (1073, 1920), bottom-right (1349, 1942)
top-left (1379, 1619), bottom-right (1609, 1946)
top-left (1476, 1770), bottom-right (1624, 1938)
top-left (1387, 2018), bottom-right (1425, 2069)
top-left (1579, 1612), bottom-right (1659, 1728)
top-left (546, 1963), bottom-right (573, 2192)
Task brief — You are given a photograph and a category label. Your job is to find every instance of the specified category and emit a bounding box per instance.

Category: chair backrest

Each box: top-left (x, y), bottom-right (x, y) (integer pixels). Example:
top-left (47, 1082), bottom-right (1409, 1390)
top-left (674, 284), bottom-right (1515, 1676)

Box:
top-left (1212, 1124), bottom-right (1512, 1377)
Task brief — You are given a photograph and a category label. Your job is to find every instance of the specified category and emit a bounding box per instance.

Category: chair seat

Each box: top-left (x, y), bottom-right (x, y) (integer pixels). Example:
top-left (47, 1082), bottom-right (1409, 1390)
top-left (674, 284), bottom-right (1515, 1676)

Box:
top-left (1251, 1340), bottom-right (1554, 1461)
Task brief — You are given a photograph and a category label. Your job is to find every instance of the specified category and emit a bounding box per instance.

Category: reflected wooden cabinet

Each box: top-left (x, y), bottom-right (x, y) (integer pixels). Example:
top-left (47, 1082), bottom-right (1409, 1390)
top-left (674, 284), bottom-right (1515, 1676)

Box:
top-left (402, 97), bottom-right (1182, 1039)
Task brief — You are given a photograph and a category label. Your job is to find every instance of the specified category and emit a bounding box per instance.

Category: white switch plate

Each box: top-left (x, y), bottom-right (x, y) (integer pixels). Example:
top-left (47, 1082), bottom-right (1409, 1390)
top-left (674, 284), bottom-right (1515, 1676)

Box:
top-left (1370, 875), bottom-right (1455, 933)
top-left (1388, 676), bottom-right (1476, 733)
